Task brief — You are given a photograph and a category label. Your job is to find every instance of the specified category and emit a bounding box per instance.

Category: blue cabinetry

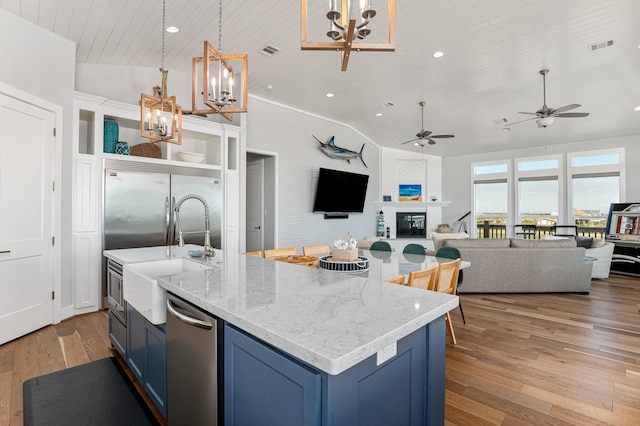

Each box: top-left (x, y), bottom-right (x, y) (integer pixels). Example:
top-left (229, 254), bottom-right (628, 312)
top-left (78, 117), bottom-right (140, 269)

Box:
top-left (225, 324), bottom-right (321, 425)
top-left (108, 311), bottom-right (126, 357)
top-left (126, 304), bottom-right (167, 418)
top-left (224, 317), bottom-right (446, 426)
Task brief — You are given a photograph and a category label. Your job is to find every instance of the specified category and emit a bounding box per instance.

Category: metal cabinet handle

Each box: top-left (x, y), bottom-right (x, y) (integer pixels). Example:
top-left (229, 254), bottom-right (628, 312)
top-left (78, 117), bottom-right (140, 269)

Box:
top-left (165, 196), bottom-right (170, 245)
top-left (0, 250), bottom-right (10, 254)
top-left (167, 299), bottom-right (212, 330)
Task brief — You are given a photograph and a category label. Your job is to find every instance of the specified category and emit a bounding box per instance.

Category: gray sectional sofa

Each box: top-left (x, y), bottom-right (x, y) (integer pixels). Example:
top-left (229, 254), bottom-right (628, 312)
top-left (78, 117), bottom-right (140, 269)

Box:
top-left (442, 238), bottom-right (593, 293)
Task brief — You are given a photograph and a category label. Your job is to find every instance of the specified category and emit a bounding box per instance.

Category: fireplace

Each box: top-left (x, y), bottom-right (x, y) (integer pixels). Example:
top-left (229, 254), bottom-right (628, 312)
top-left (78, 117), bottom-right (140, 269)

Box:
top-left (396, 212), bottom-right (427, 238)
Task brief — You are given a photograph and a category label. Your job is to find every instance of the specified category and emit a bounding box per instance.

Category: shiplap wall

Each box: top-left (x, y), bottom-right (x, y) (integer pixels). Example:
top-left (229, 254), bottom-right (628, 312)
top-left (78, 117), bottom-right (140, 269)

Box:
top-left (247, 97), bottom-right (380, 250)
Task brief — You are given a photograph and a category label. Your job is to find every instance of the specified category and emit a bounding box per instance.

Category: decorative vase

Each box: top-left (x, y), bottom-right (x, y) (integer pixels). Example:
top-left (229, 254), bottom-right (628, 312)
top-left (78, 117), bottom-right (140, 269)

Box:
top-left (103, 120), bottom-right (119, 153)
top-left (115, 141), bottom-right (130, 155)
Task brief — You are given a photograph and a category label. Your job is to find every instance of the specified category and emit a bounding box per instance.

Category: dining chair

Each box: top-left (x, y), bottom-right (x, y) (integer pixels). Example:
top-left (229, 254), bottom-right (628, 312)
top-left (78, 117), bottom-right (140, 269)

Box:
top-left (264, 247), bottom-right (297, 259)
top-left (386, 275), bottom-right (406, 285)
top-left (369, 241), bottom-right (392, 252)
top-left (433, 258), bottom-right (461, 345)
top-left (402, 243), bottom-right (426, 255)
top-left (435, 247), bottom-right (466, 324)
top-left (406, 264), bottom-right (438, 291)
top-left (302, 244), bottom-right (331, 257)
top-left (242, 251), bottom-right (262, 257)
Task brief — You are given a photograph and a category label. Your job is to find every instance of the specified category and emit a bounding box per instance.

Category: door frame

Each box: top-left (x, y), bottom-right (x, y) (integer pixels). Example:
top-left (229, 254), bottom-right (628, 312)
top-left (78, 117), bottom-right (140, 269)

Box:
top-left (242, 149), bottom-right (278, 252)
top-left (246, 160), bottom-right (265, 252)
top-left (0, 81), bottom-right (63, 324)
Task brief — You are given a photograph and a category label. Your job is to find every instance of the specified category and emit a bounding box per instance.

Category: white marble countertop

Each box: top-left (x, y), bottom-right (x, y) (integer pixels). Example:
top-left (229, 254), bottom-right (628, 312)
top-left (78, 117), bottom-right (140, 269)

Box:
top-left (103, 244), bottom-right (203, 264)
top-left (154, 249), bottom-right (459, 376)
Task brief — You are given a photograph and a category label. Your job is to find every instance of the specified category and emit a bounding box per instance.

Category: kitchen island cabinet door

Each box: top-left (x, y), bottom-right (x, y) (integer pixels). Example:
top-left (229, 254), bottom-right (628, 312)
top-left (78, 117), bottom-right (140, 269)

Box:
top-left (322, 319), bottom-right (441, 426)
top-left (224, 324), bottom-right (321, 426)
top-left (108, 311), bottom-right (126, 357)
top-left (126, 303), bottom-right (167, 418)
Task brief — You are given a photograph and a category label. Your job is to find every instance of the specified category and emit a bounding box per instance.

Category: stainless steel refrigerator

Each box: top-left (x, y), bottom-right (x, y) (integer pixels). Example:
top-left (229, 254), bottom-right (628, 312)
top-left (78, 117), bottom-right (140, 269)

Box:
top-left (102, 159), bottom-right (222, 305)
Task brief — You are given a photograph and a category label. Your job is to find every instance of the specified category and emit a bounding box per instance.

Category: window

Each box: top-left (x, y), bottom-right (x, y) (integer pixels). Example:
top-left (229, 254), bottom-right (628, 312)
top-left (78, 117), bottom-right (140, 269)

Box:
top-left (515, 155), bottom-right (562, 236)
top-left (472, 161), bottom-right (510, 239)
top-left (468, 150), bottom-right (625, 241)
top-left (568, 149), bottom-right (624, 237)
top-left (518, 177), bottom-right (558, 225)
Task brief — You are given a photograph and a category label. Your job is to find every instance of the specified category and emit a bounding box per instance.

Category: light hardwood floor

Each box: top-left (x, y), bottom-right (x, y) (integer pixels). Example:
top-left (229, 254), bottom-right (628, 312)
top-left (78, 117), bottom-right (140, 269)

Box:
top-left (1, 275), bottom-right (639, 426)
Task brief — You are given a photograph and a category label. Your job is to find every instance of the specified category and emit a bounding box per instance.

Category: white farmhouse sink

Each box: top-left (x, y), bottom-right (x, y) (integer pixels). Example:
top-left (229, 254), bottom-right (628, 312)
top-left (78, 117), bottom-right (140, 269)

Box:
top-left (123, 258), bottom-right (214, 324)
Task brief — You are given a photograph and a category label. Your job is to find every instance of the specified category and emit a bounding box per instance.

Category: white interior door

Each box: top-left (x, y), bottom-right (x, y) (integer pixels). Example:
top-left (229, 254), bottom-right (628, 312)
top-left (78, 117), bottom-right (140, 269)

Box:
top-left (0, 93), bottom-right (55, 344)
top-left (246, 160), bottom-right (264, 252)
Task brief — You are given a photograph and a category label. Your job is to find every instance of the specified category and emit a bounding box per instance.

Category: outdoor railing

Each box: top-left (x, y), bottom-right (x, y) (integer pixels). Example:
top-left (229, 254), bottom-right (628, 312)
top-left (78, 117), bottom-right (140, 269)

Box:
top-left (475, 221), bottom-right (606, 239)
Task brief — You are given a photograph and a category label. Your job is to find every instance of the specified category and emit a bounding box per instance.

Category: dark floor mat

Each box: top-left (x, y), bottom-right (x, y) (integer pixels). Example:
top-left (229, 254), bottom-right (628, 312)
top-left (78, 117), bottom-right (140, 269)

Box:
top-left (23, 357), bottom-right (159, 426)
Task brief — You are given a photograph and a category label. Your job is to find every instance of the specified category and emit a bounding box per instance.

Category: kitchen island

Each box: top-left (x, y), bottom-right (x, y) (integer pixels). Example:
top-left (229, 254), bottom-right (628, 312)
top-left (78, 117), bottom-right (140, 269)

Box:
top-left (105, 247), bottom-right (459, 425)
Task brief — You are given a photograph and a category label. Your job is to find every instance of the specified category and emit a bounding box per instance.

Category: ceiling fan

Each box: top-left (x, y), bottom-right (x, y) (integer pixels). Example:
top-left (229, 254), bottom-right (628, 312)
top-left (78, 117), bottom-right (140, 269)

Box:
top-left (507, 69), bottom-right (590, 128)
top-left (400, 101), bottom-right (454, 145)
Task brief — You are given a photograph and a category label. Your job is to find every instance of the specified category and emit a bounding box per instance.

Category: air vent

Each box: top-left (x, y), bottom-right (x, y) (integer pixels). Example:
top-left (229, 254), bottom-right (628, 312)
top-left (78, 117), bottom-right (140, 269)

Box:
top-left (260, 44), bottom-right (281, 56)
top-left (589, 40), bottom-right (614, 51)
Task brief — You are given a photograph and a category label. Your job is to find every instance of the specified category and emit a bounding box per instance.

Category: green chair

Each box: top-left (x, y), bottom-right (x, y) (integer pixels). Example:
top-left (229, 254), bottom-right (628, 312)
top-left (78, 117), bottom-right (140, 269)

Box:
top-left (369, 241), bottom-right (392, 252)
top-left (403, 243), bottom-right (426, 255)
top-left (435, 246), bottom-right (466, 324)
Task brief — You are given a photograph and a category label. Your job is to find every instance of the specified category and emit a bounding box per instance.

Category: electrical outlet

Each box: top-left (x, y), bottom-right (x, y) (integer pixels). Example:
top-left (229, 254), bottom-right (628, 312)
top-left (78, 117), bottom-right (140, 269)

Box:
top-left (376, 342), bottom-right (397, 366)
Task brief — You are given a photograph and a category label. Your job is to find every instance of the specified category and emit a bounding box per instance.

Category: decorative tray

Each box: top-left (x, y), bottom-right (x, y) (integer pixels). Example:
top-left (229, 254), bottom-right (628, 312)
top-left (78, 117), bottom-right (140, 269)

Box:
top-left (318, 255), bottom-right (369, 272)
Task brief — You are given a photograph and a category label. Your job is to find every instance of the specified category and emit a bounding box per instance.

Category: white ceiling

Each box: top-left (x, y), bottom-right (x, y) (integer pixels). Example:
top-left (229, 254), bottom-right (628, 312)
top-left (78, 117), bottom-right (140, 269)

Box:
top-left (4, 0), bottom-right (640, 157)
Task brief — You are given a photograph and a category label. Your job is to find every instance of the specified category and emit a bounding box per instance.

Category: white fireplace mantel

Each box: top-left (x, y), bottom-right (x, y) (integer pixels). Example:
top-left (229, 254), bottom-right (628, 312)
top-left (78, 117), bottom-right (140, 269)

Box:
top-left (375, 201), bottom-right (451, 209)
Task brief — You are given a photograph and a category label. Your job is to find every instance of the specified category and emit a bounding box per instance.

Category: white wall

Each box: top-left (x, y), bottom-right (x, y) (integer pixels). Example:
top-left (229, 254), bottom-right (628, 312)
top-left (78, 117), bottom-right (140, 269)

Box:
top-left (0, 9), bottom-right (74, 105)
top-left (442, 134), bottom-right (640, 229)
top-left (246, 97), bottom-right (381, 249)
top-left (0, 8), bottom-right (75, 310)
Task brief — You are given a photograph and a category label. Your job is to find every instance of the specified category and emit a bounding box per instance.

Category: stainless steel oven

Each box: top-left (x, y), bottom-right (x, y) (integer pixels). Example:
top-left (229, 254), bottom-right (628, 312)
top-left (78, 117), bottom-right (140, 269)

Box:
top-left (107, 259), bottom-right (126, 325)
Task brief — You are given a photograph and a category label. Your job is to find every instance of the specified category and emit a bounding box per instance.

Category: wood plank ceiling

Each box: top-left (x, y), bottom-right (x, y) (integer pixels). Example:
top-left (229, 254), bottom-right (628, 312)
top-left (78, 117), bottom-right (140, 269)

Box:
top-left (2, 0), bottom-right (640, 157)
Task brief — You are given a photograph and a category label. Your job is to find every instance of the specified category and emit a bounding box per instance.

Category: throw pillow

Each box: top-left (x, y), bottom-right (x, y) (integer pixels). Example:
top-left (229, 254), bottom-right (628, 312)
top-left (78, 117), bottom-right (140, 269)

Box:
top-left (591, 238), bottom-right (606, 248)
top-left (575, 236), bottom-right (594, 249)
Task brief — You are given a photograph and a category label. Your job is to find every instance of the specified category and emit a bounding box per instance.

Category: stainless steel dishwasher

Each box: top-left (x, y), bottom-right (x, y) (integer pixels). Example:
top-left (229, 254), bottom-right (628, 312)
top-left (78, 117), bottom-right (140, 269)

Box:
top-left (166, 293), bottom-right (221, 425)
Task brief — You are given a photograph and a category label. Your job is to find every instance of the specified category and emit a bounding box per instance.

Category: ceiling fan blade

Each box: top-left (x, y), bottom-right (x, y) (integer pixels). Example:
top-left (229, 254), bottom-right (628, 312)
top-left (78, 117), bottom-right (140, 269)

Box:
top-left (504, 117), bottom-right (536, 127)
top-left (430, 134), bottom-right (454, 139)
top-left (556, 112), bottom-right (590, 118)
top-left (552, 103), bottom-right (581, 114)
top-left (518, 112), bottom-right (538, 116)
top-left (427, 139), bottom-right (436, 145)
top-left (401, 138), bottom-right (420, 145)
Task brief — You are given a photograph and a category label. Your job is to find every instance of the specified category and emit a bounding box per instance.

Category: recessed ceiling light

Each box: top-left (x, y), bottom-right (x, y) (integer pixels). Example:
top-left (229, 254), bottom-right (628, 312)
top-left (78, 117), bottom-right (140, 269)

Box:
top-left (503, 127), bottom-right (511, 132)
top-left (634, 106), bottom-right (640, 111)
top-left (375, 113), bottom-right (383, 117)
top-left (266, 85), bottom-right (273, 90)
top-left (166, 26), bottom-right (179, 33)
top-left (432, 51), bottom-right (444, 58)
top-left (326, 93), bottom-right (334, 98)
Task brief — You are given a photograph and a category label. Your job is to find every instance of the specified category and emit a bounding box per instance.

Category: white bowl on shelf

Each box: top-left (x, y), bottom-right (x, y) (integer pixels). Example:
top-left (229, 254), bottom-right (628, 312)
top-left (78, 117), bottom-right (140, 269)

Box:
top-left (178, 151), bottom-right (206, 163)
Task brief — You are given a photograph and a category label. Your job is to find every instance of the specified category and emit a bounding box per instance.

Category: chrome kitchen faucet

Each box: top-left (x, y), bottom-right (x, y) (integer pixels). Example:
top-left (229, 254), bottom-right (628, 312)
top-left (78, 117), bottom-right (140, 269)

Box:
top-left (174, 194), bottom-right (215, 258)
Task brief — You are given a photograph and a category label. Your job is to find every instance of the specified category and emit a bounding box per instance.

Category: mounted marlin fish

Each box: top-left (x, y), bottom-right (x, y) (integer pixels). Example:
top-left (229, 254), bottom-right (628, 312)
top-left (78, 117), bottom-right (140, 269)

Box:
top-left (313, 135), bottom-right (368, 168)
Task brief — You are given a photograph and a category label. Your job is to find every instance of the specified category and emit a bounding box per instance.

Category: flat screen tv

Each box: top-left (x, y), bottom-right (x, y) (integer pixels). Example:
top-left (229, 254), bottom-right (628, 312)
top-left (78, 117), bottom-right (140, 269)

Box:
top-left (313, 168), bottom-right (369, 213)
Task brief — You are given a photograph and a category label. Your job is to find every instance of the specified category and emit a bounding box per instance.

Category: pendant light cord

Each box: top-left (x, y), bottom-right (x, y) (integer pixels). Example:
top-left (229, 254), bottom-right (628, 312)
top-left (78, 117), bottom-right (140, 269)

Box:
top-left (161, 0), bottom-right (166, 71)
top-left (218, 0), bottom-right (223, 54)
